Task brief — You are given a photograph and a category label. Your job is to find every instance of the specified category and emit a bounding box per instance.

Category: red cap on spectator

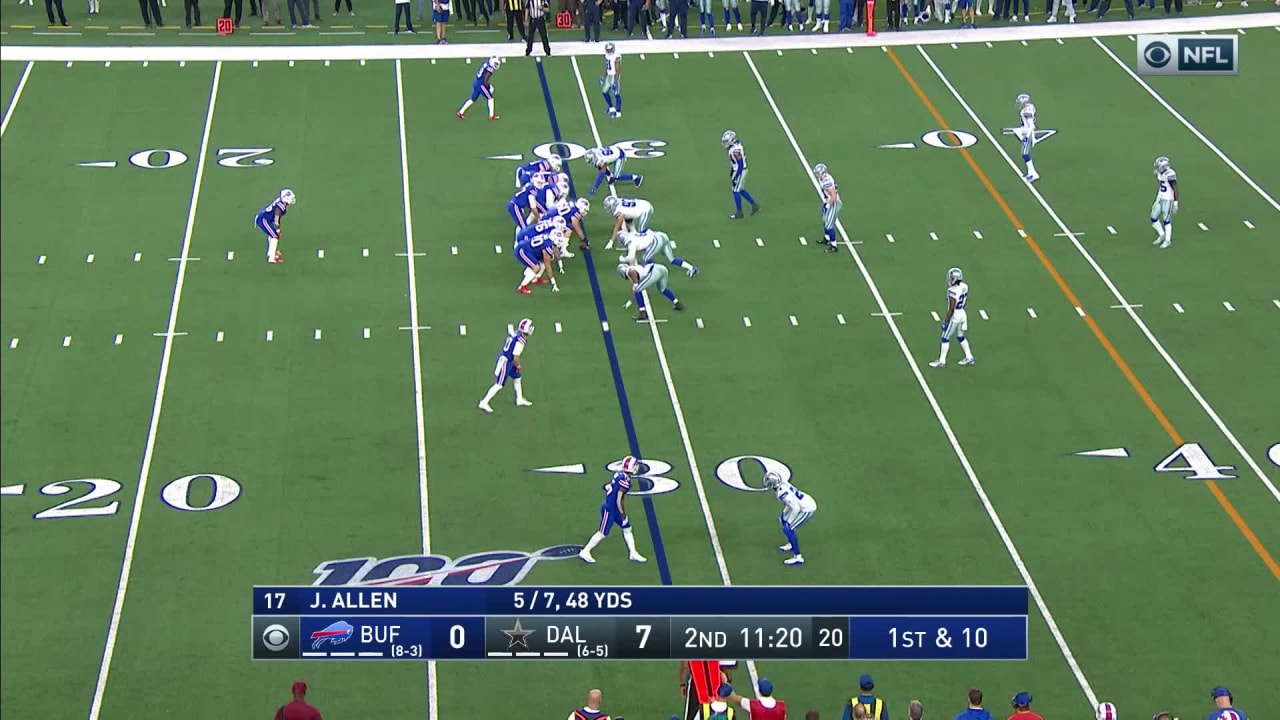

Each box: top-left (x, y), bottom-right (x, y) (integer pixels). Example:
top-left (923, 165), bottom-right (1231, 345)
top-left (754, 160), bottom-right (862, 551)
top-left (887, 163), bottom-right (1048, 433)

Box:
top-left (292, 682), bottom-right (308, 695)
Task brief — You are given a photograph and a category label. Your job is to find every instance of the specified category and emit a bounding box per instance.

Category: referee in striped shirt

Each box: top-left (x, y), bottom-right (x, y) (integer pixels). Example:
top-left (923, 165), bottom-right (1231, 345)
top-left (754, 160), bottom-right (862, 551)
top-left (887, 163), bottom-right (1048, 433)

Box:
top-left (506, 0), bottom-right (526, 39)
top-left (525, 0), bottom-right (551, 56)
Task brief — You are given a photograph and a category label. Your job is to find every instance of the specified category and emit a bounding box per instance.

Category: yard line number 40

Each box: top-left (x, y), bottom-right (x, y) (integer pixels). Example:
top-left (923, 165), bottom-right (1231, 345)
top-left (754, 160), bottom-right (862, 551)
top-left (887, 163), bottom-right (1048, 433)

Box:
top-left (1155, 442), bottom-right (1280, 480)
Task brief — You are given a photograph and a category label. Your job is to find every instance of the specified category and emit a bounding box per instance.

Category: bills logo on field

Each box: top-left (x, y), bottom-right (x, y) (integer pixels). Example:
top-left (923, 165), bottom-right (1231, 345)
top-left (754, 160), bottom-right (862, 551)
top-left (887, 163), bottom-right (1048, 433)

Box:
top-left (1137, 35), bottom-right (1237, 76)
top-left (310, 545), bottom-right (583, 587)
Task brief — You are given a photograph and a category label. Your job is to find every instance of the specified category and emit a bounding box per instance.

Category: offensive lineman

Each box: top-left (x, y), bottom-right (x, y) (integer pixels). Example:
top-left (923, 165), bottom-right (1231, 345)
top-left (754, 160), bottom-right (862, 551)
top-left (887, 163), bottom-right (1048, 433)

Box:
top-left (619, 229), bottom-right (699, 278)
top-left (578, 456), bottom-right (648, 564)
top-left (1014, 93), bottom-right (1039, 183)
top-left (1150, 155), bottom-right (1179, 249)
top-left (929, 267), bottom-right (975, 368)
top-left (478, 318), bottom-right (534, 413)
top-left (764, 471), bottom-right (817, 566)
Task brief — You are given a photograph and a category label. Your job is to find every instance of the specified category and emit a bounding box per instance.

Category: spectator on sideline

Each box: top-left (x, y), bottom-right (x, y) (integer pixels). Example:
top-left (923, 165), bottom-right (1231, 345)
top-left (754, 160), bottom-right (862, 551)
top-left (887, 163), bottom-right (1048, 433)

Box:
top-left (1209, 686), bottom-right (1248, 720)
top-left (432, 0), bottom-right (450, 43)
top-left (45, 0), bottom-right (68, 26)
top-left (955, 688), bottom-right (992, 720)
top-left (746, 0), bottom-right (766, 33)
top-left (582, 0), bottom-right (601, 39)
top-left (308, 0), bottom-right (322, 22)
top-left (1093, 0), bottom-right (1134, 19)
top-left (1008, 692), bottom-right (1043, 720)
top-left (286, 0), bottom-right (313, 27)
top-left (505, 0), bottom-right (527, 39)
top-left (567, 688), bottom-right (611, 720)
top-left (1046, 0), bottom-right (1075, 23)
top-left (333, 0), bottom-right (353, 15)
top-left (665, 0), bottom-right (687, 36)
top-left (139, 0), bottom-right (165, 26)
top-left (261, 0), bottom-right (281, 26)
top-left (626, 0), bottom-right (650, 36)
top-left (184, 0), bottom-right (202, 26)
top-left (223, 0), bottom-right (244, 26)
top-left (726, 678), bottom-right (786, 720)
top-left (525, 0), bottom-right (551, 55)
top-left (1161, 0), bottom-right (1180, 14)
top-left (394, 0), bottom-right (415, 33)
top-left (275, 681), bottom-right (322, 720)
top-left (611, 0), bottom-right (629, 30)
top-left (909, 701), bottom-right (924, 720)
top-left (844, 674), bottom-right (886, 720)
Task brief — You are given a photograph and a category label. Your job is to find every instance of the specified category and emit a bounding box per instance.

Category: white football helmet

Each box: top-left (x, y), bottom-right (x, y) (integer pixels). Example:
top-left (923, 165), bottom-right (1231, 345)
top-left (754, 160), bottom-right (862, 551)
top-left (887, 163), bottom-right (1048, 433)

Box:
top-left (947, 267), bottom-right (964, 286)
top-left (605, 42), bottom-right (617, 54)
top-left (616, 263), bottom-right (633, 279)
top-left (1016, 93), bottom-right (1031, 108)
top-left (1154, 156), bottom-right (1170, 173)
top-left (603, 195), bottom-right (620, 213)
top-left (584, 149), bottom-right (599, 166)
top-left (279, 188), bottom-right (297, 205)
top-left (547, 155), bottom-right (563, 173)
top-left (555, 180), bottom-right (570, 197)
top-left (763, 471), bottom-right (783, 489)
top-left (812, 163), bottom-right (827, 180)
top-left (721, 130), bottom-right (737, 149)
top-left (517, 318), bottom-right (534, 336)
top-left (490, 55), bottom-right (502, 68)
top-left (1094, 702), bottom-right (1117, 720)
top-left (619, 455), bottom-right (640, 475)
top-left (575, 197), bottom-right (591, 214)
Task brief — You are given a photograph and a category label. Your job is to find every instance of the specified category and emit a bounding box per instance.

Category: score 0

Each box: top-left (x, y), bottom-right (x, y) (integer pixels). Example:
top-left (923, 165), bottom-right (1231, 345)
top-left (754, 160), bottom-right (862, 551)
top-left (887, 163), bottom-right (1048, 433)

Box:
top-left (429, 618), bottom-right (486, 660)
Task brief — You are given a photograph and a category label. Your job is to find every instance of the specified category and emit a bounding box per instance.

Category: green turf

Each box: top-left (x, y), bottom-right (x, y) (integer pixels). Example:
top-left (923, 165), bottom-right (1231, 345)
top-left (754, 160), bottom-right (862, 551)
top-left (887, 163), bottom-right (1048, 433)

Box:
top-left (2, 20), bottom-right (1279, 720)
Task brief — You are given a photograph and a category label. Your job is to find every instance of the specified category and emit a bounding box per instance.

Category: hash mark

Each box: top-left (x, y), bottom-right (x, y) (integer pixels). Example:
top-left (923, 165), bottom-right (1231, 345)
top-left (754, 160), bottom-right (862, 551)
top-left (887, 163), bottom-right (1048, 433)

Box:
top-left (314, 329), bottom-right (322, 340)
top-left (743, 316), bottom-right (752, 328)
top-left (1107, 225), bottom-right (1117, 235)
top-left (113, 333), bottom-right (123, 345)
top-left (1075, 306), bottom-right (1086, 317)
top-left (1017, 229), bottom-right (1027, 238)
top-left (133, 252), bottom-right (142, 262)
top-left (979, 309), bottom-right (989, 320)
top-left (554, 322), bottom-right (563, 334)
top-left (289, 60), bottom-right (295, 67)
top-left (973, 230), bottom-right (982, 239)
top-left (776, 50), bottom-right (783, 56)
top-left (62, 336), bottom-right (72, 347)
top-left (929, 231), bottom-right (939, 241)
top-left (1056, 38), bottom-right (1063, 45)
top-left (86, 253), bottom-right (95, 263)
top-left (696, 318), bottom-right (704, 329)
top-left (789, 315), bottom-right (798, 326)
top-left (451, 246), bottom-right (458, 255)
top-left (846, 47), bottom-right (853, 53)
top-left (8, 338), bottom-right (17, 349)
top-left (1244, 220), bottom-right (1255, 229)
top-left (811, 48), bottom-right (818, 55)
top-left (602, 321), bottom-right (610, 332)
top-left (885, 233), bottom-right (895, 243)
top-left (836, 313), bottom-right (846, 325)
top-left (985, 42), bottom-right (992, 48)
top-left (1027, 308), bottom-right (1037, 318)
top-left (494, 245), bottom-right (502, 254)
top-left (798, 236), bottom-right (807, 246)
top-left (363, 327), bottom-right (371, 339)
top-left (37, 255), bottom-right (46, 265)
top-left (1273, 299), bottom-right (1280, 310)
top-left (459, 324), bottom-right (467, 336)
top-left (708, 52), bottom-right (714, 57)
top-left (673, 53), bottom-right (680, 59)
top-left (216, 331), bottom-right (224, 342)
top-left (931, 311), bottom-right (941, 322)
top-left (324, 60), bottom-right (331, 66)
top-left (362, 248), bottom-right (369, 257)
top-left (1197, 222), bottom-right (1209, 231)
top-left (712, 239), bottom-right (721, 248)
top-left (950, 43), bottom-right (957, 49)
top-left (317, 249), bottom-right (325, 259)
top-left (1020, 40), bottom-right (1028, 46)
top-left (755, 237), bottom-right (764, 247)
top-left (227, 250), bottom-right (234, 260)
top-left (266, 330), bottom-right (274, 342)
top-left (1223, 301), bottom-right (1235, 312)
top-left (1173, 303), bottom-right (1185, 314)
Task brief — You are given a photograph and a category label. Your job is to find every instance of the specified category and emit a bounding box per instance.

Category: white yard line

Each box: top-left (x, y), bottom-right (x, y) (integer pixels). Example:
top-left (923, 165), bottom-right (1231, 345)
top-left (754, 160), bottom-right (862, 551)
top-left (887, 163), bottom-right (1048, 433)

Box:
top-left (88, 61), bottom-right (222, 720)
top-left (743, 49), bottom-right (1100, 710)
top-left (394, 58), bottom-right (438, 719)
top-left (569, 54), bottom-right (763, 692)
top-left (918, 45), bottom-right (1280, 504)
top-left (1, 60), bottom-right (34, 138)
top-left (1091, 38), bottom-right (1280, 214)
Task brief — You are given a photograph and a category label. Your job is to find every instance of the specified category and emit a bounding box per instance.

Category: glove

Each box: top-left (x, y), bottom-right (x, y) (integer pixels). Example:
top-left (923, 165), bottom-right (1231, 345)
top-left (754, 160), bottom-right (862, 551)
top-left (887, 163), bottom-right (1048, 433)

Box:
top-left (550, 277), bottom-right (560, 293)
top-left (1172, 200), bottom-right (1179, 215)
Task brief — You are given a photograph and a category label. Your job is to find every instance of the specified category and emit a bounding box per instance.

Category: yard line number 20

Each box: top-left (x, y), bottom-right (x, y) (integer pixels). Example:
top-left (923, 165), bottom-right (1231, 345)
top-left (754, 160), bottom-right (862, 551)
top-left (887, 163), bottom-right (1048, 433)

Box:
top-left (25, 474), bottom-right (242, 520)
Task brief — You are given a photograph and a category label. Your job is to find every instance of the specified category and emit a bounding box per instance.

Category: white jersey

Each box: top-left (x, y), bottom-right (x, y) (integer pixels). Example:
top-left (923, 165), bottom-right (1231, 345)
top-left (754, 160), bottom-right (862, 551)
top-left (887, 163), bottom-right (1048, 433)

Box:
top-left (594, 145), bottom-right (624, 165)
top-left (611, 197), bottom-right (652, 221)
top-left (948, 281), bottom-right (969, 311)
top-left (774, 480), bottom-right (817, 514)
top-left (817, 172), bottom-right (839, 200)
top-left (632, 262), bottom-right (659, 285)
top-left (604, 50), bottom-right (621, 76)
top-left (620, 229), bottom-right (655, 264)
top-left (943, 281), bottom-right (970, 339)
top-left (1019, 103), bottom-right (1037, 135)
top-left (1156, 167), bottom-right (1177, 200)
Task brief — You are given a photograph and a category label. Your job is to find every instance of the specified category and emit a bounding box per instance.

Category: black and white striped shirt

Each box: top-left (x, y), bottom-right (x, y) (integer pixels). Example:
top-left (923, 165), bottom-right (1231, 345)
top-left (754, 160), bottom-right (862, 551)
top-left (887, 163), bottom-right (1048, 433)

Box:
top-left (526, 0), bottom-right (547, 18)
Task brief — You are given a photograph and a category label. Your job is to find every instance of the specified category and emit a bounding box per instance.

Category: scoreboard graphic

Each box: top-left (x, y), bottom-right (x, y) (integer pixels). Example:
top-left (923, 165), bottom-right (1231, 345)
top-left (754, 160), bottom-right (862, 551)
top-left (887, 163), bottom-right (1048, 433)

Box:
top-left (251, 586), bottom-right (1030, 662)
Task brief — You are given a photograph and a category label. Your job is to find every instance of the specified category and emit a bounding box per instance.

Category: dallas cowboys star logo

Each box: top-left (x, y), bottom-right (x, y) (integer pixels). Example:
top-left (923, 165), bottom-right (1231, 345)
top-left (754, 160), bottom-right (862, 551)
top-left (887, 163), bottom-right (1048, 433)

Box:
top-left (501, 618), bottom-right (536, 649)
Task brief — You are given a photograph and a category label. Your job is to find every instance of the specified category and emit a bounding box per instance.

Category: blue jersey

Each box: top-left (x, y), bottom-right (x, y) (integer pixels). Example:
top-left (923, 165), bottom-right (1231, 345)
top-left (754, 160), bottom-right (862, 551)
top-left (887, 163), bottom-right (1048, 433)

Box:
top-left (498, 331), bottom-right (525, 363)
top-left (542, 202), bottom-right (584, 227)
top-left (517, 159), bottom-right (553, 179)
top-left (518, 217), bottom-right (565, 243)
top-left (1208, 710), bottom-right (1248, 720)
top-left (602, 472), bottom-right (631, 514)
top-left (529, 185), bottom-right (558, 215)
top-left (518, 230), bottom-right (558, 254)
top-left (473, 59), bottom-right (496, 88)
top-left (492, 331), bottom-right (526, 385)
top-left (255, 197), bottom-right (288, 225)
top-left (511, 183), bottom-right (538, 210)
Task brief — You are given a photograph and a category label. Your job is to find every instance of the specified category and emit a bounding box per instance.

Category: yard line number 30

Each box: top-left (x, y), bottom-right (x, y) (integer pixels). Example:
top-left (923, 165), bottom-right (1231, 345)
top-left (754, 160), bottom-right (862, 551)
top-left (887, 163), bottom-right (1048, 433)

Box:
top-left (23, 474), bottom-right (242, 520)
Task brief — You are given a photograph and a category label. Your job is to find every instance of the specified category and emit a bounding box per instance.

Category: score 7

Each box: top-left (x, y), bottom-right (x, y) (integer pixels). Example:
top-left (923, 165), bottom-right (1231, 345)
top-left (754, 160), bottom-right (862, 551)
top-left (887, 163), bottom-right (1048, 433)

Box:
top-left (635, 623), bottom-right (651, 649)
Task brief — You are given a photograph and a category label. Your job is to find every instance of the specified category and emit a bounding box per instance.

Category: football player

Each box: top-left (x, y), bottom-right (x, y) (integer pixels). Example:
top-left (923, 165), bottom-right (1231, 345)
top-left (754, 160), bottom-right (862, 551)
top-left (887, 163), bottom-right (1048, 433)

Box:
top-left (578, 456), bottom-right (648, 564)
top-left (514, 225), bottom-right (565, 295)
top-left (764, 471), bottom-right (817, 566)
top-left (254, 188), bottom-right (295, 265)
top-left (477, 318), bottom-right (534, 413)
top-left (929, 266), bottom-right (975, 368)
top-left (513, 155), bottom-right (562, 190)
top-left (1150, 156), bottom-right (1178, 250)
top-left (721, 130), bottom-right (760, 219)
top-left (1014, 93), bottom-right (1039, 183)
top-left (585, 144), bottom-right (643, 196)
top-left (812, 163), bottom-right (842, 253)
top-left (618, 229), bottom-right (699, 278)
top-left (603, 195), bottom-right (653, 249)
top-left (722, 0), bottom-right (743, 29)
top-left (600, 43), bottom-right (624, 117)
top-left (506, 174), bottom-right (549, 229)
top-left (542, 197), bottom-right (591, 252)
top-left (457, 55), bottom-right (502, 121)
top-left (618, 262), bottom-right (683, 322)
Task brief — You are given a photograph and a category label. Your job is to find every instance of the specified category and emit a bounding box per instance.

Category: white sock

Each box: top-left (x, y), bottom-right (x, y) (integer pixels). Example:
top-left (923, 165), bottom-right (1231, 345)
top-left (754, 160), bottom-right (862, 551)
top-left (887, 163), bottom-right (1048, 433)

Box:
top-left (1164, 224), bottom-right (1173, 244)
top-left (1026, 160), bottom-right (1037, 175)
top-left (938, 340), bottom-right (951, 363)
top-left (513, 378), bottom-right (526, 403)
top-left (1151, 220), bottom-right (1165, 237)
top-left (486, 98), bottom-right (495, 116)
top-left (622, 527), bottom-right (640, 554)
top-left (267, 236), bottom-right (279, 258)
top-left (519, 267), bottom-right (537, 288)
top-left (479, 383), bottom-right (501, 405)
top-left (582, 531), bottom-right (605, 553)
top-left (959, 338), bottom-right (973, 360)
top-left (458, 99), bottom-right (474, 114)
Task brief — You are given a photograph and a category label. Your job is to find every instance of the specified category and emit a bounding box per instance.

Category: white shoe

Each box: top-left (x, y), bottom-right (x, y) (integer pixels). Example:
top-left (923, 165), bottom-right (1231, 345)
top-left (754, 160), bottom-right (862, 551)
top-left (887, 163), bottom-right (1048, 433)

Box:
top-left (1152, 235), bottom-right (1165, 246)
top-left (1025, 172), bottom-right (1040, 183)
top-left (778, 543), bottom-right (793, 552)
top-left (737, 21), bottom-right (743, 28)
top-left (629, 553), bottom-right (647, 563)
top-left (959, 357), bottom-right (975, 366)
top-left (613, 112), bottom-right (622, 118)
top-left (479, 402), bottom-right (494, 413)
top-left (724, 22), bottom-right (731, 30)
top-left (516, 398), bottom-right (533, 407)
top-left (1159, 240), bottom-right (1171, 249)
top-left (784, 555), bottom-right (805, 566)
top-left (1047, 13), bottom-right (1056, 20)
top-left (578, 550), bottom-right (596, 563)
top-left (560, 250), bottom-right (575, 258)
top-left (929, 360), bottom-right (945, 368)
top-left (1068, 14), bottom-right (1075, 21)
top-left (1022, 13), bottom-right (1029, 19)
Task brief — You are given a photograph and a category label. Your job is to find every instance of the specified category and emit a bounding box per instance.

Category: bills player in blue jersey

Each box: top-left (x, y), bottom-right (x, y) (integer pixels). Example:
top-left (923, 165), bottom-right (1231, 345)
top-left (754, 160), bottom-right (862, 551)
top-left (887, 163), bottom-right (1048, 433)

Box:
top-left (507, 176), bottom-right (548, 229)
top-left (457, 56), bottom-right (503, 121)
top-left (585, 145), bottom-right (643, 196)
top-left (478, 318), bottom-right (534, 413)
top-left (720, 130), bottom-right (760, 220)
top-left (578, 456), bottom-right (648, 564)
top-left (515, 226), bottom-right (565, 295)
top-left (514, 155), bottom-right (562, 189)
top-left (542, 197), bottom-right (591, 251)
top-left (254, 188), bottom-right (296, 264)
top-left (600, 43), bottom-right (624, 118)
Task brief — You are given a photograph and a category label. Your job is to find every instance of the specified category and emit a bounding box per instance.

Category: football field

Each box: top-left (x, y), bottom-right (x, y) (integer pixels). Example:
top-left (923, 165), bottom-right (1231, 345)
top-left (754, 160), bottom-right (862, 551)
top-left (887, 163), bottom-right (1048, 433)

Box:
top-left (2, 15), bottom-right (1279, 720)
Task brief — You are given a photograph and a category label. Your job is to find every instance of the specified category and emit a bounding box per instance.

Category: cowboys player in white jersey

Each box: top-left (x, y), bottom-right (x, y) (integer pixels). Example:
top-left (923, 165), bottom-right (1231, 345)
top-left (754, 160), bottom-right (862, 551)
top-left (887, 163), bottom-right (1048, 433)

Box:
top-left (1014, 93), bottom-right (1039, 183)
top-left (1150, 156), bottom-right (1179, 249)
top-left (929, 267), bottom-right (975, 368)
top-left (813, 163), bottom-right (842, 253)
top-left (603, 195), bottom-right (653, 249)
top-left (618, 229), bottom-right (699, 277)
top-left (764, 471), bottom-right (817, 566)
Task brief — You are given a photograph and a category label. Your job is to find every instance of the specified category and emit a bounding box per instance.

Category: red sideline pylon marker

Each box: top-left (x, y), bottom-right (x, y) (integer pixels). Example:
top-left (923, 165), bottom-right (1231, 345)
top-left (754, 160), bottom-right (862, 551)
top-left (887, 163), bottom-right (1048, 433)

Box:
top-left (866, 0), bottom-right (876, 35)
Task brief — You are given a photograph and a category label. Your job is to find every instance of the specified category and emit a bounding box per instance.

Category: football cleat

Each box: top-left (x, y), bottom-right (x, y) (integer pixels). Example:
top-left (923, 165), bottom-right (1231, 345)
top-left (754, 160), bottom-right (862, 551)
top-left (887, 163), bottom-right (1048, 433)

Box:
top-left (629, 553), bottom-right (648, 563)
top-left (516, 398), bottom-right (533, 407)
top-left (516, 286), bottom-right (532, 295)
top-left (778, 543), bottom-right (793, 552)
top-left (959, 357), bottom-right (975, 366)
top-left (488, 114), bottom-right (500, 121)
top-left (478, 402), bottom-right (494, 413)
top-left (928, 360), bottom-right (945, 368)
top-left (784, 555), bottom-right (805, 566)
top-left (457, 111), bottom-right (465, 119)
top-left (578, 550), bottom-right (596, 564)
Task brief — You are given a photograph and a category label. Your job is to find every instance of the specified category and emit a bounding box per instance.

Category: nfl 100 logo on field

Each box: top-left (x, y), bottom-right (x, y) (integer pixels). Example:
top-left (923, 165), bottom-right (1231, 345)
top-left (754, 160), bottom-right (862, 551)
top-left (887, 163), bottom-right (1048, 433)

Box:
top-left (1137, 34), bottom-right (1238, 76)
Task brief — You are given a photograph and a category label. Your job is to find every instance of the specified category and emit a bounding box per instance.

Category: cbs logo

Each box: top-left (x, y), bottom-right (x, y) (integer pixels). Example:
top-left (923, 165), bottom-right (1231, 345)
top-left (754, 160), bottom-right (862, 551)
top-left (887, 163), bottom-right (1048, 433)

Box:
top-left (262, 623), bottom-right (292, 652)
top-left (1143, 40), bottom-right (1173, 69)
